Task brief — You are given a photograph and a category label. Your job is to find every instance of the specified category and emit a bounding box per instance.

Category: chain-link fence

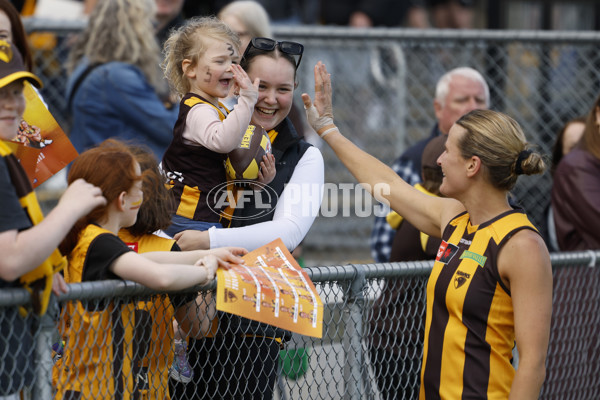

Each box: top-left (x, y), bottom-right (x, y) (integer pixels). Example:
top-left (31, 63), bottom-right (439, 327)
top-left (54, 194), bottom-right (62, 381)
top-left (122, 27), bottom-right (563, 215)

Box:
top-left (282, 27), bottom-right (600, 259)
top-left (1, 251), bottom-right (599, 399)
top-left (24, 20), bottom-right (600, 262)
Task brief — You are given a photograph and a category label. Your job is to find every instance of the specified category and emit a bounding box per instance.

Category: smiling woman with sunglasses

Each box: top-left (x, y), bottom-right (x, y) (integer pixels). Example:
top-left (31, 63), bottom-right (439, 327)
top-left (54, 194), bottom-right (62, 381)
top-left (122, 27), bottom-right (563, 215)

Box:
top-left (174, 38), bottom-right (324, 400)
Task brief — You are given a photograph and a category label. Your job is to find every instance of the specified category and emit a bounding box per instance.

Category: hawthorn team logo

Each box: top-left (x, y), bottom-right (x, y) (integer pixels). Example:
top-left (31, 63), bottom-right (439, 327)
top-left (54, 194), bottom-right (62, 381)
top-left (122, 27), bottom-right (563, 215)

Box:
top-left (454, 270), bottom-right (471, 289)
top-left (223, 288), bottom-right (238, 303)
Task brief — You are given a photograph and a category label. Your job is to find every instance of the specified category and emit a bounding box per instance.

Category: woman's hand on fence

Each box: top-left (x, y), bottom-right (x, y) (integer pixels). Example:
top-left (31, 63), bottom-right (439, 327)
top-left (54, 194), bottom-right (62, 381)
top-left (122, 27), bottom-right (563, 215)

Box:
top-left (195, 255), bottom-right (219, 283)
top-left (209, 246), bottom-right (248, 268)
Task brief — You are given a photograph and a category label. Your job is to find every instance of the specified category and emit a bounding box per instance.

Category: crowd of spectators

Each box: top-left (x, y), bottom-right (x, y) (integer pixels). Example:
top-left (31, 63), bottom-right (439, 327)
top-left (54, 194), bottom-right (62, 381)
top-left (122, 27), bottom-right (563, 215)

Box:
top-left (11, 0), bottom-right (479, 28)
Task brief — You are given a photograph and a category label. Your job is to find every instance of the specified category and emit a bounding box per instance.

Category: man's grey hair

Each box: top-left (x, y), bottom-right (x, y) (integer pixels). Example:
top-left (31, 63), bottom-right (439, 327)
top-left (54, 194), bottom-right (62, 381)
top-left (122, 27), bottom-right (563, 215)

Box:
top-left (435, 67), bottom-right (490, 108)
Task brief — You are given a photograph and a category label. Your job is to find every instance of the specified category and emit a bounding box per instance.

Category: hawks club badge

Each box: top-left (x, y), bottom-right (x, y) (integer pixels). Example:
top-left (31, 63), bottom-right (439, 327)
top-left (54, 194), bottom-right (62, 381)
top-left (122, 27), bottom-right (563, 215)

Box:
top-left (436, 240), bottom-right (459, 264)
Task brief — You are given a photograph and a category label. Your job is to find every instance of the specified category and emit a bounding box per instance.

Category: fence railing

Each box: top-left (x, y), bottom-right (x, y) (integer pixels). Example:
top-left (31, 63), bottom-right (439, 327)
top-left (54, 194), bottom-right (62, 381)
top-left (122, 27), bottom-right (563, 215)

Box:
top-left (1, 250), bottom-right (599, 399)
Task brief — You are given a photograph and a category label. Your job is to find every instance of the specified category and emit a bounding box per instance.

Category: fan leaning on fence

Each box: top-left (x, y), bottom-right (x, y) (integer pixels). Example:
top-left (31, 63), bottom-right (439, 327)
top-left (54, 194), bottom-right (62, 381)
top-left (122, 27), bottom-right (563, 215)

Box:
top-left (51, 139), bottom-right (246, 400)
top-left (302, 62), bottom-right (552, 399)
top-left (0, 40), bottom-right (107, 398)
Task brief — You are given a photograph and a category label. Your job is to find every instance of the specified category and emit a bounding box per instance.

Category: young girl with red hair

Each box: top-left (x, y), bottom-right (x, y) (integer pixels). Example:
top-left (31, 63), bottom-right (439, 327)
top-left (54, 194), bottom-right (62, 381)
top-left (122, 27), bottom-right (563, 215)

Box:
top-left (54, 139), bottom-right (245, 399)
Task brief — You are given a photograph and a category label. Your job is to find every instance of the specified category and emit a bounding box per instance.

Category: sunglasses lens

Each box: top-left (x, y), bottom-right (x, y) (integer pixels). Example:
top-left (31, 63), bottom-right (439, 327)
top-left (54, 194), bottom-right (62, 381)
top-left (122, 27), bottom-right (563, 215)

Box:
top-left (244, 38), bottom-right (303, 69)
top-left (279, 42), bottom-right (304, 55)
top-left (253, 37), bottom-right (277, 51)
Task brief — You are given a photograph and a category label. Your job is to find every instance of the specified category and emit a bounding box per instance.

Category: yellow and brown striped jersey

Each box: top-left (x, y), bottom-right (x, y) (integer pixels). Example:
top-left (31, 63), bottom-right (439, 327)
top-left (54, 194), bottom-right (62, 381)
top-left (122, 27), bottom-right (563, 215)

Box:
top-left (118, 229), bottom-right (179, 400)
top-left (420, 209), bottom-right (538, 400)
top-left (161, 93), bottom-right (230, 225)
top-left (55, 224), bottom-right (136, 399)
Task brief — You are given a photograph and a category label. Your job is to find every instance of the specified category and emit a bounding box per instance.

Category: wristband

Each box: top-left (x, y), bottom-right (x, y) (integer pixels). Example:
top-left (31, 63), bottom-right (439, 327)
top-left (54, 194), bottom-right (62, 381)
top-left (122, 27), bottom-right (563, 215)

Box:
top-left (319, 127), bottom-right (339, 138)
top-left (305, 103), bottom-right (334, 133)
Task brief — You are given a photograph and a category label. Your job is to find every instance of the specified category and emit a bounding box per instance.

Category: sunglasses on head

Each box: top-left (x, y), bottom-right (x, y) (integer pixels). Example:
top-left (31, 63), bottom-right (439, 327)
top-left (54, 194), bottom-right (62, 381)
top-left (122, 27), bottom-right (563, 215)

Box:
top-left (242, 37), bottom-right (304, 69)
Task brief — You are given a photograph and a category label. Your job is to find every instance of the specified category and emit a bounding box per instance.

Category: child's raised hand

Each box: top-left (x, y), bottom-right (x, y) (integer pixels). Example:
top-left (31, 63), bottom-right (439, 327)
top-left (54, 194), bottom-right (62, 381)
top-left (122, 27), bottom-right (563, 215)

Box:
top-left (256, 153), bottom-right (276, 185)
top-left (231, 64), bottom-right (259, 94)
top-left (58, 178), bottom-right (106, 218)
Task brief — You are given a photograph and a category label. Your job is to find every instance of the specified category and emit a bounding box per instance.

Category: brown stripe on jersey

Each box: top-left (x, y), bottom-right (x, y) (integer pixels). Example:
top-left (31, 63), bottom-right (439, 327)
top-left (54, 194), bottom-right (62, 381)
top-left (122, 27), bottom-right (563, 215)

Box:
top-left (423, 216), bottom-right (469, 399)
top-left (456, 224), bottom-right (497, 398)
top-left (162, 93), bottom-right (228, 224)
top-left (423, 254), bottom-right (457, 399)
top-left (133, 309), bottom-right (153, 399)
top-left (461, 264), bottom-right (495, 398)
top-left (63, 390), bottom-right (82, 399)
top-left (422, 209), bottom-right (536, 399)
top-left (4, 153), bottom-right (32, 197)
top-left (112, 303), bottom-right (125, 400)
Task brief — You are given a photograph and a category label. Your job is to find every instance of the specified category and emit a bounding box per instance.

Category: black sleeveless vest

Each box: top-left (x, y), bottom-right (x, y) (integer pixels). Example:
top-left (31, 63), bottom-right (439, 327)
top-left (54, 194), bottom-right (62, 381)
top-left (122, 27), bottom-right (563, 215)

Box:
top-left (230, 118), bottom-right (311, 227)
top-left (224, 118), bottom-right (312, 340)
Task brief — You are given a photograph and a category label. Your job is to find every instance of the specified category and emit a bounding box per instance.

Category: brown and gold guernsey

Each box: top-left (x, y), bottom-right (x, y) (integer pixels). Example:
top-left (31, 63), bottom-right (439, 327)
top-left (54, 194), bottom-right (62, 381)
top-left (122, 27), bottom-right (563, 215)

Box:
top-left (161, 93), bottom-right (230, 225)
top-left (420, 209), bottom-right (538, 400)
top-left (55, 224), bottom-right (137, 400)
top-left (118, 230), bottom-right (177, 400)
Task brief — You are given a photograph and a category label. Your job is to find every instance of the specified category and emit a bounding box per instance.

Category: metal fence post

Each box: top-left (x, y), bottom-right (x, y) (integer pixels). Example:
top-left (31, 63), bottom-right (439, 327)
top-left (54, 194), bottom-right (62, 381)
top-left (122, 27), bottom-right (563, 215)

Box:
top-left (342, 264), bottom-right (366, 400)
top-left (33, 296), bottom-right (57, 400)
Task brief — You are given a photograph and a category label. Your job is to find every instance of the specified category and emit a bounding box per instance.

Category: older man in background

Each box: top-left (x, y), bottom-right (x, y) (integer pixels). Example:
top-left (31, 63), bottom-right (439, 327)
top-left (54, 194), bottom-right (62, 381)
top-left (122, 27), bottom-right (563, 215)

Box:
top-left (370, 67), bottom-right (490, 263)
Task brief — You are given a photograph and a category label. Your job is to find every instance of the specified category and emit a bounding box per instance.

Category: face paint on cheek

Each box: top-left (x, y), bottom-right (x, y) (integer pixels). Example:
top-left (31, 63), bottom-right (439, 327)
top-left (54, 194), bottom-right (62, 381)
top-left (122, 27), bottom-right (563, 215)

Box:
top-left (204, 66), bottom-right (212, 83)
top-left (130, 199), bottom-right (143, 210)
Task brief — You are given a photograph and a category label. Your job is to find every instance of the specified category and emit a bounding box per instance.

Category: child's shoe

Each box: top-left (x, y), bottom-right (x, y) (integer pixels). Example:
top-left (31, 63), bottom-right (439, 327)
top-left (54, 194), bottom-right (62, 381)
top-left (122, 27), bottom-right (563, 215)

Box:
top-left (169, 339), bottom-right (193, 384)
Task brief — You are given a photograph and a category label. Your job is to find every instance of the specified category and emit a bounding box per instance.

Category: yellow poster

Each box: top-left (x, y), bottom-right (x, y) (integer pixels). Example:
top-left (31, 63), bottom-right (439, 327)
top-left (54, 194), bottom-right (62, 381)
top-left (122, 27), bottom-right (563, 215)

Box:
top-left (217, 238), bottom-right (324, 338)
top-left (9, 81), bottom-right (78, 187)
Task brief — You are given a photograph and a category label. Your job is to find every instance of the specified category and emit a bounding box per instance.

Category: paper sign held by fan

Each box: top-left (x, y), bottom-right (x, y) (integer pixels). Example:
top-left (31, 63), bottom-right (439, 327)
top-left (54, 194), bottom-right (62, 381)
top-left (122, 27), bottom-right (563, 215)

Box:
top-left (216, 238), bottom-right (323, 338)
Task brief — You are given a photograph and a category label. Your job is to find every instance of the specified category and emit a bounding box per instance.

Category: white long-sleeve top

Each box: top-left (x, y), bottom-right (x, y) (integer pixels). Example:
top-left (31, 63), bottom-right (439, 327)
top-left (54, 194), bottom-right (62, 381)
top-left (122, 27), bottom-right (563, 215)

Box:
top-left (208, 146), bottom-right (324, 251)
top-left (182, 88), bottom-right (258, 153)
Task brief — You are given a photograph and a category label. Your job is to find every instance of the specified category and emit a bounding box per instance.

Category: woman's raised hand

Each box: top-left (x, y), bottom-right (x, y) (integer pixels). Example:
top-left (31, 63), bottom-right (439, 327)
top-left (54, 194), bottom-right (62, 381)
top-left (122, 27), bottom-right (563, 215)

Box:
top-left (301, 61), bottom-right (336, 137)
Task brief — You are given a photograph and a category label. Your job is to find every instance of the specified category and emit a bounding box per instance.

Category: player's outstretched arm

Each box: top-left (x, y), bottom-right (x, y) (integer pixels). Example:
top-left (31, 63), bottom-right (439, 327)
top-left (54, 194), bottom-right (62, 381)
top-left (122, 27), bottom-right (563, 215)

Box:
top-left (301, 62), bottom-right (461, 238)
